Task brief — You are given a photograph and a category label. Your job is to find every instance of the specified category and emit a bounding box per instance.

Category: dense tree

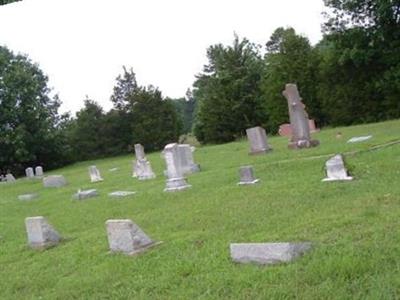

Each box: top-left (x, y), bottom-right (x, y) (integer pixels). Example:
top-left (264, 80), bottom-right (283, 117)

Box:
top-left (169, 89), bottom-right (197, 134)
top-left (193, 35), bottom-right (266, 144)
top-left (0, 0), bottom-right (20, 5)
top-left (0, 46), bottom-right (71, 175)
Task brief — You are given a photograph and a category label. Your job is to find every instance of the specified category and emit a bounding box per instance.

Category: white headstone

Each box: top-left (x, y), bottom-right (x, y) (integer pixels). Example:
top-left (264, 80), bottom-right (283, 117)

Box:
top-left (238, 166), bottom-right (259, 185)
top-left (5, 173), bottom-right (16, 182)
top-left (106, 219), bottom-right (159, 255)
top-left (35, 166), bottom-right (44, 177)
top-left (25, 216), bottom-right (61, 249)
top-left (89, 165), bottom-right (103, 183)
top-left (322, 154), bottom-right (353, 182)
top-left (246, 127), bottom-right (272, 155)
top-left (25, 167), bottom-right (34, 178)
top-left (163, 143), bottom-right (191, 192)
top-left (43, 175), bottom-right (67, 187)
top-left (132, 144), bottom-right (156, 180)
top-left (177, 144), bottom-right (200, 174)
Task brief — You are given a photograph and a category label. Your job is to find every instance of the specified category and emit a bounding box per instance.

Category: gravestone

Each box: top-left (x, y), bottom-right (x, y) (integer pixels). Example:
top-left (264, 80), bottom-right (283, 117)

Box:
top-left (89, 165), bottom-right (103, 183)
top-left (246, 126), bottom-right (271, 155)
top-left (163, 143), bottom-right (191, 192)
top-left (347, 135), bottom-right (372, 143)
top-left (25, 167), bottom-right (34, 178)
top-left (43, 175), bottom-right (67, 187)
top-left (322, 154), bottom-right (353, 182)
top-left (238, 166), bottom-right (259, 185)
top-left (106, 219), bottom-right (160, 255)
top-left (282, 84), bottom-right (319, 149)
top-left (308, 119), bottom-right (319, 133)
top-left (25, 216), bottom-right (61, 249)
top-left (177, 144), bottom-right (200, 174)
top-left (35, 166), bottom-right (44, 177)
top-left (18, 194), bottom-right (38, 201)
top-left (132, 144), bottom-right (156, 180)
top-left (108, 191), bottom-right (136, 198)
top-left (278, 123), bottom-right (292, 137)
top-left (230, 242), bottom-right (312, 265)
top-left (73, 189), bottom-right (99, 200)
top-left (5, 173), bottom-right (16, 182)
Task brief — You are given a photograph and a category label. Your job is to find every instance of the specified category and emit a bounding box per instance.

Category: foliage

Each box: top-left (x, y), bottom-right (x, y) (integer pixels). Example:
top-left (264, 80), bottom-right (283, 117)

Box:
top-left (0, 0), bottom-right (20, 5)
top-left (169, 89), bottom-right (197, 134)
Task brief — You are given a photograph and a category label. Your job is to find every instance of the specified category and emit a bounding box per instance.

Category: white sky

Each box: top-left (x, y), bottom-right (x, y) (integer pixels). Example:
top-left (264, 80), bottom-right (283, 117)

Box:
top-left (0, 0), bottom-right (325, 114)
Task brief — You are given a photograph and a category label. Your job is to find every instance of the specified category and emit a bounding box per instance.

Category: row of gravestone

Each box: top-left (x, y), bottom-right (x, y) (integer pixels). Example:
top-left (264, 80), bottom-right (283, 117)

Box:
top-left (24, 216), bottom-right (312, 265)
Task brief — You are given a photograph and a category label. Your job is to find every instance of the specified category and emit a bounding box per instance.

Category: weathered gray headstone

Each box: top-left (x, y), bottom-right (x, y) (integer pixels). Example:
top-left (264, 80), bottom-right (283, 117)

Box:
top-left (177, 144), bottom-right (200, 174)
top-left (106, 219), bottom-right (160, 255)
top-left (132, 144), bottom-right (156, 180)
top-left (43, 175), bottom-right (67, 187)
top-left (163, 143), bottom-right (191, 192)
top-left (35, 166), bottom-right (44, 177)
top-left (282, 84), bottom-right (319, 149)
top-left (25, 167), bottom-right (34, 178)
top-left (25, 216), bottom-right (61, 249)
top-left (246, 126), bottom-right (272, 155)
top-left (18, 193), bottom-right (38, 201)
top-left (230, 242), bottom-right (312, 265)
top-left (238, 166), bottom-right (259, 185)
top-left (108, 191), bottom-right (136, 198)
top-left (89, 165), bottom-right (103, 183)
top-left (73, 189), bottom-right (99, 200)
top-left (322, 154), bottom-right (353, 182)
top-left (5, 173), bottom-right (16, 182)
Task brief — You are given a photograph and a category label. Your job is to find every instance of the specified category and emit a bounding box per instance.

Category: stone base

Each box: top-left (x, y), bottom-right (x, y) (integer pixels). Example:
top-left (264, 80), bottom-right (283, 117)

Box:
top-left (164, 177), bottom-right (191, 192)
top-left (288, 139), bottom-right (319, 149)
top-left (249, 148), bottom-right (272, 155)
top-left (137, 173), bottom-right (156, 180)
top-left (322, 176), bottom-right (353, 182)
top-left (90, 178), bottom-right (103, 183)
top-left (123, 241), bottom-right (163, 256)
top-left (238, 179), bottom-right (260, 185)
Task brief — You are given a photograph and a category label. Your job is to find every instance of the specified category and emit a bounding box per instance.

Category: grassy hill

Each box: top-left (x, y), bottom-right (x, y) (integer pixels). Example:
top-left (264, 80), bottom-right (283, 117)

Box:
top-left (1, 119), bottom-right (400, 299)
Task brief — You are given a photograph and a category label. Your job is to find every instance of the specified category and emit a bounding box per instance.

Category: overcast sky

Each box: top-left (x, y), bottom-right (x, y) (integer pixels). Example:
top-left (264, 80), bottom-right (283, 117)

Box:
top-left (0, 0), bottom-right (326, 114)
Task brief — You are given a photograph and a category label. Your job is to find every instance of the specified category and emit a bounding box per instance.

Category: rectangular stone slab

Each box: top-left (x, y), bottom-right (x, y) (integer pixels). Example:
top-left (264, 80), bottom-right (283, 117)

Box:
top-left (73, 189), bottom-right (99, 200)
top-left (108, 191), bottom-right (136, 198)
top-left (230, 242), bottom-right (311, 265)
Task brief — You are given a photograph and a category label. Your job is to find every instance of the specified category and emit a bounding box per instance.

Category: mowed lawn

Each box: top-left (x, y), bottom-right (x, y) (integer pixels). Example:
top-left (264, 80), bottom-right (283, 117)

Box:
top-left (1, 120), bottom-right (400, 299)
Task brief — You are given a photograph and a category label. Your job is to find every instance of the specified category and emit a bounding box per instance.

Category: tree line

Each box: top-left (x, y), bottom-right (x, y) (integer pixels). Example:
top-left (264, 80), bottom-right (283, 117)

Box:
top-left (1, 0), bottom-right (399, 175)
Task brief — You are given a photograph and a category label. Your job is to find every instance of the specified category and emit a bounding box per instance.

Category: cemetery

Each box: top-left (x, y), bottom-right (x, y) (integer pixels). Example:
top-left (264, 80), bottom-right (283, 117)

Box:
top-left (0, 118), bottom-right (399, 299)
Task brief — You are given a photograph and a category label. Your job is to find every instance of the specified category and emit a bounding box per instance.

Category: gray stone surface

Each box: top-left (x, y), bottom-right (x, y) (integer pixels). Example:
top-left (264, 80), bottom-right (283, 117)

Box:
top-left (163, 143), bottom-right (191, 192)
top-left (43, 175), bottom-right (67, 187)
top-left (132, 144), bottom-right (156, 180)
top-left (238, 166), bottom-right (259, 185)
top-left (282, 84), bottom-right (319, 149)
top-left (322, 154), bottom-right (353, 182)
top-left (246, 126), bottom-right (272, 155)
top-left (230, 242), bottom-right (312, 265)
top-left (134, 143), bottom-right (146, 160)
top-left (177, 144), bottom-right (200, 174)
top-left (25, 167), bottom-right (34, 178)
top-left (18, 193), bottom-right (38, 201)
top-left (89, 165), bottom-right (103, 183)
top-left (5, 173), bottom-right (16, 182)
top-left (106, 219), bottom-right (159, 255)
top-left (108, 191), bottom-right (136, 198)
top-left (35, 166), bottom-right (44, 177)
top-left (73, 189), bottom-right (99, 200)
top-left (25, 216), bottom-right (61, 249)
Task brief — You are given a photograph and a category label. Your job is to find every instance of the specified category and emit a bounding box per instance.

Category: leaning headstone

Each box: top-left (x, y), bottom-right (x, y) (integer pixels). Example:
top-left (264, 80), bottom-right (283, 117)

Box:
top-left (43, 175), bottom-right (67, 187)
top-left (89, 165), bottom-right (103, 183)
top-left (282, 84), bottom-right (319, 149)
top-left (108, 191), bottom-right (136, 198)
top-left (230, 242), bottom-right (312, 265)
top-left (246, 126), bottom-right (272, 155)
top-left (25, 216), bottom-right (61, 249)
top-left (35, 166), bottom-right (44, 177)
top-left (106, 219), bottom-right (160, 255)
top-left (238, 166), bottom-right (259, 185)
top-left (18, 193), bottom-right (38, 201)
top-left (322, 154), bottom-right (353, 182)
top-left (25, 167), bottom-right (34, 179)
top-left (73, 189), bottom-right (99, 200)
top-left (5, 173), bottom-right (16, 182)
top-left (132, 144), bottom-right (156, 180)
top-left (177, 144), bottom-right (200, 174)
top-left (163, 143), bottom-right (191, 192)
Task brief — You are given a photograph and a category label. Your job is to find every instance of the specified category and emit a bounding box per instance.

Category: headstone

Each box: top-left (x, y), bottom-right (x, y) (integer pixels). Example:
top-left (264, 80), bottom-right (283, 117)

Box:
top-left (73, 189), bottom-right (99, 200)
top-left (18, 193), bottom-right (38, 201)
top-left (322, 154), bottom-right (353, 182)
top-left (5, 173), bottom-right (16, 182)
top-left (132, 144), bottom-right (156, 180)
top-left (25, 167), bottom-right (34, 178)
top-left (282, 84), bottom-right (319, 149)
top-left (35, 166), bottom-right (44, 177)
top-left (278, 124), bottom-right (292, 137)
top-left (308, 119), bottom-right (319, 133)
top-left (106, 219), bottom-right (160, 255)
top-left (230, 242), bottom-right (312, 265)
top-left (25, 216), bottom-right (61, 249)
top-left (238, 166), bottom-right (259, 185)
top-left (89, 165), bottom-right (103, 183)
top-left (347, 135), bottom-right (372, 143)
top-left (43, 175), bottom-right (67, 187)
top-left (108, 191), bottom-right (136, 198)
top-left (163, 143), bottom-right (191, 192)
top-left (246, 126), bottom-right (272, 155)
top-left (177, 144), bottom-right (200, 174)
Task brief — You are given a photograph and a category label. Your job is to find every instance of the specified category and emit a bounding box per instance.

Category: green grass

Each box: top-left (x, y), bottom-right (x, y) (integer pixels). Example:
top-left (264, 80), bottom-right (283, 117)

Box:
top-left (1, 119), bottom-right (400, 299)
